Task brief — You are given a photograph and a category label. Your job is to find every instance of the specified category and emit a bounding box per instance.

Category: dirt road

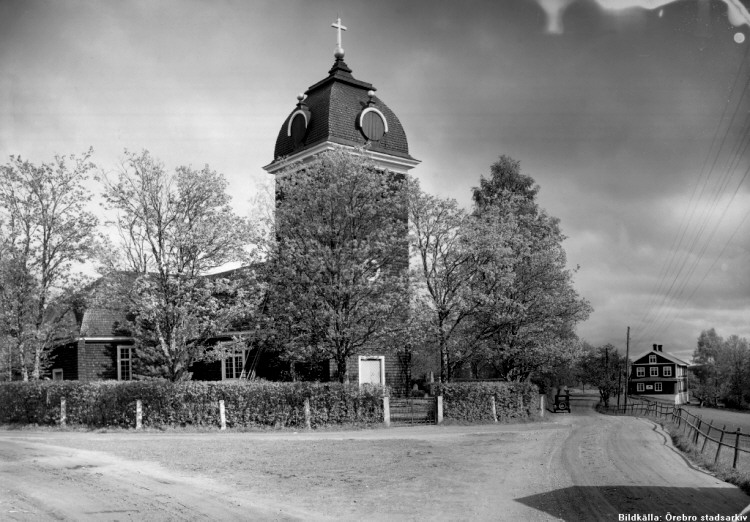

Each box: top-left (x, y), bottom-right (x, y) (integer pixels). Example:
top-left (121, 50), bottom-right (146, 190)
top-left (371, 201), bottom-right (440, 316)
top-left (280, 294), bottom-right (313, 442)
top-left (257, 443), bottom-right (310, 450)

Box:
top-left (1, 393), bottom-right (748, 520)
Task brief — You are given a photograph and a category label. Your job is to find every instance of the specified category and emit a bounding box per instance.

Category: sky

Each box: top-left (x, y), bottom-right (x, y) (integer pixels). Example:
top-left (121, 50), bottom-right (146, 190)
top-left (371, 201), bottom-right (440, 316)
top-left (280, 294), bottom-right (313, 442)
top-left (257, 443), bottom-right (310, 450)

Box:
top-left (1, 0), bottom-right (749, 362)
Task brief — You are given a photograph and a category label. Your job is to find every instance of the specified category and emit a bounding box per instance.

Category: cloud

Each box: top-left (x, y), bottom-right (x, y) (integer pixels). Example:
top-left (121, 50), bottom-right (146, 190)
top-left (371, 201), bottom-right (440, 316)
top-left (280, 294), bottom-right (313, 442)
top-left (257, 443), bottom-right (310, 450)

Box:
top-left (534, 0), bottom-right (750, 35)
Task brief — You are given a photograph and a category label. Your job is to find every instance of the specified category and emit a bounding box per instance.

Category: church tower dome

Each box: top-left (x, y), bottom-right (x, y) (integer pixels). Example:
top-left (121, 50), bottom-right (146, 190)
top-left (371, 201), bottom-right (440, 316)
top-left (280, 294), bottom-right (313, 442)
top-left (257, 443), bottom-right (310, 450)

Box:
top-left (263, 18), bottom-right (419, 175)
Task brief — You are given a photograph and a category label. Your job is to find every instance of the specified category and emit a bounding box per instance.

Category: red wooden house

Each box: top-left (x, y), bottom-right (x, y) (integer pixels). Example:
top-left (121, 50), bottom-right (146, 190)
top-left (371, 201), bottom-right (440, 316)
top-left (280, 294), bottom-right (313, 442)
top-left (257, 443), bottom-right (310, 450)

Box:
top-left (628, 344), bottom-right (689, 404)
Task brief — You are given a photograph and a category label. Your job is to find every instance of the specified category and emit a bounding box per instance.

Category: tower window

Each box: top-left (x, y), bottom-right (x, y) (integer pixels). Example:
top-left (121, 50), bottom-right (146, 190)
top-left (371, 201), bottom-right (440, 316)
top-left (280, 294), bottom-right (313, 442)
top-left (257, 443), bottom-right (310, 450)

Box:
top-left (359, 108), bottom-right (388, 141)
top-left (287, 108), bottom-right (310, 148)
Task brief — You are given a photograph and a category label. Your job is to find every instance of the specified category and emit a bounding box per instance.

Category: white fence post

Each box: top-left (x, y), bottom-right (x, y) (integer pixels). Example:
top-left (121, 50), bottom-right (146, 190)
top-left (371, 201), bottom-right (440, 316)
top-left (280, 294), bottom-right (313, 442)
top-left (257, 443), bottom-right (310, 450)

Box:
top-left (540, 395), bottom-right (546, 417)
top-left (136, 400), bottom-right (142, 430)
top-left (383, 396), bottom-right (391, 427)
top-left (490, 395), bottom-right (498, 423)
top-left (60, 397), bottom-right (66, 427)
top-left (219, 400), bottom-right (226, 431)
top-left (437, 395), bottom-right (444, 424)
top-left (304, 398), bottom-right (311, 430)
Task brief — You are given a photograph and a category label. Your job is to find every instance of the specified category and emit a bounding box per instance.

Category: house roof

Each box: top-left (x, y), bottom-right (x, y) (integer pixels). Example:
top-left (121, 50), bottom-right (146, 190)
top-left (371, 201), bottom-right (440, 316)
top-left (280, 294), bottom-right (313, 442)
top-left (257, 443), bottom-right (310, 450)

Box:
top-left (271, 58), bottom-right (415, 164)
top-left (630, 349), bottom-right (689, 367)
top-left (80, 307), bottom-right (130, 337)
top-left (77, 268), bottom-right (260, 339)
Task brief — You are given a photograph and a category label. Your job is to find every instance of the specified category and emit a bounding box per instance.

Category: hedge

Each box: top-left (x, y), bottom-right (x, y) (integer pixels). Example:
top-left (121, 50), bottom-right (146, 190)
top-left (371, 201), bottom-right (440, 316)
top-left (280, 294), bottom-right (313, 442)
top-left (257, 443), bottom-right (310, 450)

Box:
top-left (0, 380), bottom-right (386, 429)
top-left (434, 381), bottom-right (539, 422)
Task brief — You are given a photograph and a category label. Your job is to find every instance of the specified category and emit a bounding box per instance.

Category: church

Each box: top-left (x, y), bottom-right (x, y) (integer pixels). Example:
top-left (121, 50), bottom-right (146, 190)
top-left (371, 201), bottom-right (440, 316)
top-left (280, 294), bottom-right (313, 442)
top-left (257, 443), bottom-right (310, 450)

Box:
top-left (48, 19), bottom-right (420, 391)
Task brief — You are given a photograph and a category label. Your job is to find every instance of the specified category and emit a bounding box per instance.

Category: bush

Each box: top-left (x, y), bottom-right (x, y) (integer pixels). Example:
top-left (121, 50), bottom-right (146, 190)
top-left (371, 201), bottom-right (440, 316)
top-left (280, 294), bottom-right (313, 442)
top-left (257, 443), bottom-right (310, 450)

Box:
top-left (434, 381), bottom-right (539, 422)
top-left (0, 380), bottom-right (387, 429)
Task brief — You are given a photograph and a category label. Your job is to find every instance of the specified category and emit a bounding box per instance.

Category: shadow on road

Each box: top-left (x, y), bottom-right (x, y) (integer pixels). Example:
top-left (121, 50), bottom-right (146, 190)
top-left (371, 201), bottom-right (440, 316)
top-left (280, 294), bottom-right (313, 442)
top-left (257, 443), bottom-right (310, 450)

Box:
top-left (516, 485), bottom-right (749, 521)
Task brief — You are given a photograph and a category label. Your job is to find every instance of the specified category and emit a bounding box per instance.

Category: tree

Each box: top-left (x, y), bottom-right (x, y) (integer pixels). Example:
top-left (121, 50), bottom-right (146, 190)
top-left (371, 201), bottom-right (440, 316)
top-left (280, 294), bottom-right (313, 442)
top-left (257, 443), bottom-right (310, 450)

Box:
top-left (577, 343), bottom-right (625, 407)
top-left (408, 179), bottom-right (514, 382)
top-left (690, 329), bottom-right (750, 408)
top-left (717, 335), bottom-right (749, 408)
top-left (268, 148), bottom-right (410, 383)
top-left (468, 155), bottom-right (592, 381)
top-left (0, 150), bottom-right (98, 380)
top-left (101, 150), bottom-right (259, 381)
top-left (691, 328), bottom-right (724, 406)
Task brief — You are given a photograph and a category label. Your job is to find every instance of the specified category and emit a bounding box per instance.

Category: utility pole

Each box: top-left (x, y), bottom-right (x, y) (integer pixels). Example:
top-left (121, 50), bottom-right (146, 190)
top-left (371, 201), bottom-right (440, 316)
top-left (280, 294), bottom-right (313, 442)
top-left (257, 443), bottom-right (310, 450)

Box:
top-left (617, 344), bottom-right (622, 409)
top-left (624, 326), bottom-right (630, 410)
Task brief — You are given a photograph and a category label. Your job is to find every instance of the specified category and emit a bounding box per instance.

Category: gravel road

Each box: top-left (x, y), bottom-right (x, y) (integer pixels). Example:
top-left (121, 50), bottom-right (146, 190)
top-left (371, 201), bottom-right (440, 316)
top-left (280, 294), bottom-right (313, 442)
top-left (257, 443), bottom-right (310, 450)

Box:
top-left (1, 393), bottom-right (748, 520)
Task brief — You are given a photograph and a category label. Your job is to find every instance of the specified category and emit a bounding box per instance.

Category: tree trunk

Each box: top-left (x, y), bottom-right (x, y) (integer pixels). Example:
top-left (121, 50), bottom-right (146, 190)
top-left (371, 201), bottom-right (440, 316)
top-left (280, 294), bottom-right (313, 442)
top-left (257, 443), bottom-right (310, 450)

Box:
top-left (438, 321), bottom-right (449, 383)
top-left (336, 357), bottom-right (347, 384)
top-left (32, 344), bottom-right (41, 380)
top-left (19, 341), bottom-right (28, 382)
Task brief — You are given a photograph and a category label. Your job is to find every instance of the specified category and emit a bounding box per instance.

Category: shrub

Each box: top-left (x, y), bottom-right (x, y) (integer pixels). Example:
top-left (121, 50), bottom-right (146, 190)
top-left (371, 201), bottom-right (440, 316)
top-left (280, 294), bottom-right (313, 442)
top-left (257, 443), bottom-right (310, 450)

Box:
top-left (0, 380), bottom-right (387, 429)
top-left (434, 381), bottom-right (539, 422)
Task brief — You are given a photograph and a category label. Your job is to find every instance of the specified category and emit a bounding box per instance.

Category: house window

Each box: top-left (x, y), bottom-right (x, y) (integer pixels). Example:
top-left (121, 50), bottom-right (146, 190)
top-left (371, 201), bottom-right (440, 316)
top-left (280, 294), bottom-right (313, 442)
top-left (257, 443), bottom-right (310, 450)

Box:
top-left (655, 382), bottom-right (663, 392)
top-left (52, 369), bottom-right (63, 381)
top-left (649, 354), bottom-right (657, 364)
top-left (222, 345), bottom-right (249, 380)
top-left (663, 366), bottom-right (672, 377)
top-left (650, 367), bottom-right (658, 377)
top-left (117, 346), bottom-right (133, 381)
top-left (637, 383), bottom-right (645, 392)
top-left (636, 367), bottom-right (645, 377)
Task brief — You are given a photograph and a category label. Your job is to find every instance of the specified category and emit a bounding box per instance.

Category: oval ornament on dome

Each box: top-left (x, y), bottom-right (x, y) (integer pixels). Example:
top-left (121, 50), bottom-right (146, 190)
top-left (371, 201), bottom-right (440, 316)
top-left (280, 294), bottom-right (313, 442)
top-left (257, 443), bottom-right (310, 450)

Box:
top-left (287, 107), bottom-right (311, 149)
top-left (290, 113), bottom-right (307, 147)
top-left (359, 108), bottom-right (388, 142)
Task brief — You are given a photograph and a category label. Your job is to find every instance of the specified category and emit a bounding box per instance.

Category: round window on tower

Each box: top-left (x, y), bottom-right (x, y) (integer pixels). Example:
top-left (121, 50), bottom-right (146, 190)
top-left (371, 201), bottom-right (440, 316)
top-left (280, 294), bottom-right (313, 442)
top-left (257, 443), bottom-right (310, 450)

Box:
top-left (358, 107), bottom-right (388, 142)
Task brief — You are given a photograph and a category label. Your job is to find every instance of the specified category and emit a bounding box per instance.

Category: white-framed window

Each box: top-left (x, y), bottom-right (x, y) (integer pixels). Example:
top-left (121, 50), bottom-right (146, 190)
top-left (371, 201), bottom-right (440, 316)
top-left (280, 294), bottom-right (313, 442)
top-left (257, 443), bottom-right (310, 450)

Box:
top-left (222, 344), bottom-right (249, 380)
top-left (636, 367), bottom-right (645, 377)
top-left (663, 366), bottom-right (672, 377)
top-left (655, 382), bottom-right (663, 392)
top-left (117, 346), bottom-right (133, 381)
top-left (650, 367), bottom-right (658, 377)
top-left (358, 356), bottom-right (385, 386)
top-left (649, 354), bottom-right (657, 364)
top-left (52, 369), bottom-right (63, 381)
top-left (637, 383), bottom-right (645, 392)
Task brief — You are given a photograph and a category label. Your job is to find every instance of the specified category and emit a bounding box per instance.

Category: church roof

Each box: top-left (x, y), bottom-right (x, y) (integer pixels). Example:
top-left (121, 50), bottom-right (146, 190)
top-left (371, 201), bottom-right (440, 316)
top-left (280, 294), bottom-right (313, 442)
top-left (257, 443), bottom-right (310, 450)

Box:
top-left (271, 58), bottom-right (415, 163)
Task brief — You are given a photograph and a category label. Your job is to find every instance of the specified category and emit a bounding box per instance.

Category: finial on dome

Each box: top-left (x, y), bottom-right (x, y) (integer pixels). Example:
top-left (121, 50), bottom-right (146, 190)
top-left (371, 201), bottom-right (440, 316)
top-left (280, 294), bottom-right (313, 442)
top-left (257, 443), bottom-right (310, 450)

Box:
top-left (331, 16), bottom-right (347, 59)
top-left (296, 93), bottom-right (307, 108)
top-left (367, 90), bottom-right (375, 106)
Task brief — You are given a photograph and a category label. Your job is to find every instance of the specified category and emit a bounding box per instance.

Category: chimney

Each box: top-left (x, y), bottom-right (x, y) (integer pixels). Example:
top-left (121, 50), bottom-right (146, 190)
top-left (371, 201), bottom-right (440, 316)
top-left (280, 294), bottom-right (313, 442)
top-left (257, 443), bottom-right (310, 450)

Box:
top-left (653, 344), bottom-right (658, 351)
top-left (658, 345), bottom-right (663, 352)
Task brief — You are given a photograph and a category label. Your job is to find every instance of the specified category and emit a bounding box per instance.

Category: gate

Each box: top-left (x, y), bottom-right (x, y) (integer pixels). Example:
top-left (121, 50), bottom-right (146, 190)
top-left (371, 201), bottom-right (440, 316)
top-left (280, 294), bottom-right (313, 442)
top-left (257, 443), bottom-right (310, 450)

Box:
top-left (389, 397), bottom-right (437, 425)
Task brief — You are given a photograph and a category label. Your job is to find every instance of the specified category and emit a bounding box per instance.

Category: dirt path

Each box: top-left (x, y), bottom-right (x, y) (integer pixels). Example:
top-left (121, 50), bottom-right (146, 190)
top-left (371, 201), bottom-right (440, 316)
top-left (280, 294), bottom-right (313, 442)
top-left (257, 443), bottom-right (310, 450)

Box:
top-left (1, 393), bottom-right (748, 520)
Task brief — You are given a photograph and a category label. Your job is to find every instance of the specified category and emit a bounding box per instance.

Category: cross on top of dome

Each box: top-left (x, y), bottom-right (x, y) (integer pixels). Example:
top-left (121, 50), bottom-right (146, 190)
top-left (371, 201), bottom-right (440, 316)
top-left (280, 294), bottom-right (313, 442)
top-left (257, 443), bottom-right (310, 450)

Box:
top-left (331, 16), bottom-right (347, 59)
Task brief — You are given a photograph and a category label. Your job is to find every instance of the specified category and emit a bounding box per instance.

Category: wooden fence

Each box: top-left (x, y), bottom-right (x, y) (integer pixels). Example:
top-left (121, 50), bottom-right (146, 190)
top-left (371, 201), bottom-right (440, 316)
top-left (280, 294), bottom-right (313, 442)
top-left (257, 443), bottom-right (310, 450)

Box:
top-left (601, 399), bottom-right (750, 469)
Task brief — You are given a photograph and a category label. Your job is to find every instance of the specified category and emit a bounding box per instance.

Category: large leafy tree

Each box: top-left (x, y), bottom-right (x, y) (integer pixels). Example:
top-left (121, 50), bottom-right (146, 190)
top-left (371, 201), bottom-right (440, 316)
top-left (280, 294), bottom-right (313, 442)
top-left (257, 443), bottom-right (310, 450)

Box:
top-left (101, 150), bottom-right (259, 381)
top-left (268, 148), bottom-right (410, 383)
top-left (469, 155), bottom-right (591, 381)
top-left (408, 179), bottom-right (515, 382)
top-left (0, 150), bottom-right (98, 380)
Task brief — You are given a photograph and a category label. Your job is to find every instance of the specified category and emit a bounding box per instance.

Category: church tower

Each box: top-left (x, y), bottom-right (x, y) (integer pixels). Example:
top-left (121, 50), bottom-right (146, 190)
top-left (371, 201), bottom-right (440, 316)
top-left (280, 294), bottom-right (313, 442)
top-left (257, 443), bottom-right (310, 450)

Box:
top-left (264, 19), bottom-right (417, 391)
top-left (263, 18), bottom-right (419, 175)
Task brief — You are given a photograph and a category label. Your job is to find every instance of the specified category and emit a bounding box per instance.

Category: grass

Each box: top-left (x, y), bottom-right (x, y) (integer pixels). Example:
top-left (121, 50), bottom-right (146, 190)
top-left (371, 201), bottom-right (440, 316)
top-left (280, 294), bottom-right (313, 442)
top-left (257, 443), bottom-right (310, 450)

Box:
top-left (663, 419), bottom-right (750, 496)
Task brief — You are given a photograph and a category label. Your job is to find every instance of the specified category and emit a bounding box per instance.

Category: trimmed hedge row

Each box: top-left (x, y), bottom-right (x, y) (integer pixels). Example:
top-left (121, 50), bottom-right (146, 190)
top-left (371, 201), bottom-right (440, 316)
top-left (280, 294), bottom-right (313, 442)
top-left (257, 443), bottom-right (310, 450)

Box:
top-left (0, 380), bottom-right (386, 429)
top-left (434, 381), bottom-right (539, 422)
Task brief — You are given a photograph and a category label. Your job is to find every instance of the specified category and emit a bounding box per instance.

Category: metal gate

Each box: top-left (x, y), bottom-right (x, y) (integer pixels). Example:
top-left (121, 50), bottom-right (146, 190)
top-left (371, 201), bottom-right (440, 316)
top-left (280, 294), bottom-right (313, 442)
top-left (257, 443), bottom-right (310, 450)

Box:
top-left (389, 397), bottom-right (437, 425)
